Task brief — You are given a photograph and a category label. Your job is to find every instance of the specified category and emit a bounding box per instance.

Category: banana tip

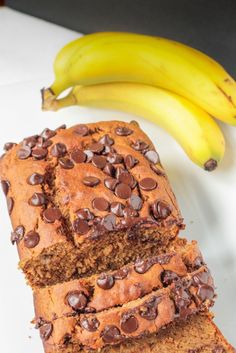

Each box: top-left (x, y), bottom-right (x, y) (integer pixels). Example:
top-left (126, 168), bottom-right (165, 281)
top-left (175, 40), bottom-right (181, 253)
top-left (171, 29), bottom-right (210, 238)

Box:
top-left (204, 159), bottom-right (218, 172)
top-left (41, 87), bottom-right (57, 111)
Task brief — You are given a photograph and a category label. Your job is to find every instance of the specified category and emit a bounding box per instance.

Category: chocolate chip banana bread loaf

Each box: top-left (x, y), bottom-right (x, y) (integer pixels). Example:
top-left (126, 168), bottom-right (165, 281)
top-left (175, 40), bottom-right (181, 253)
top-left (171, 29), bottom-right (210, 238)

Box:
top-left (0, 120), bottom-right (183, 287)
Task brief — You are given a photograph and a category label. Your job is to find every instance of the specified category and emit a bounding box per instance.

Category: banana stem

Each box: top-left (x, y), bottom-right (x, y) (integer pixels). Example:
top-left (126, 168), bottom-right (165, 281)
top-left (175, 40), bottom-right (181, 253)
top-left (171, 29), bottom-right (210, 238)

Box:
top-left (42, 90), bottom-right (77, 111)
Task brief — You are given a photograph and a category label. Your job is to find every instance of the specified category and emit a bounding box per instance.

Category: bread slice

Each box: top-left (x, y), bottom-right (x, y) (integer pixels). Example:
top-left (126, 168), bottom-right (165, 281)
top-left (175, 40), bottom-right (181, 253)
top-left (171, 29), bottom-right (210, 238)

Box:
top-left (0, 121), bottom-right (183, 287)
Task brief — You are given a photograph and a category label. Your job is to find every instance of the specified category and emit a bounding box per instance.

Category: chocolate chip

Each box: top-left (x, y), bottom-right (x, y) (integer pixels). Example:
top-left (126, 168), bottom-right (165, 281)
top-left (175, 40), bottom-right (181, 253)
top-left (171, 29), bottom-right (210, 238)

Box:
top-left (102, 145), bottom-right (115, 155)
top-left (17, 146), bottom-right (31, 159)
top-left (39, 323), bottom-right (53, 341)
top-left (43, 208), bottom-right (62, 223)
top-left (118, 171), bottom-right (134, 187)
top-left (212, 346), bottom-right (225, 353)
top-left (32, 148), bottom-right (48, 160)
top-left (83, 176), bottom-right (100, 187)
top-left (139, 177), bottom-right (157, 191)
top-left (103, 163), bottom-right (116, 177)
top-left (101, 214), bottom-right (116, 231)
top-left (74, 124), bottom-right (89, 136)
top-left (11, 225), bottom-right (25, 244)
top-left (107, 153), bottom-right (123, 164)
top-left (87, 142), bottom-right (104, 154)
top-left (150, 164), bottom-right (165, 176)
top-left (23, 136), bottom-right (38, 148)
top-left (40, 128), bottom-right (56, 140)
top-left (4, 142), bottom-right (16, 151)
top-left (81, 317), bottom-right (100, 332)
top-left (139, 296), bottom-right (160, 320)
top-left (129, 195), bottom-right (143, 210)
top-left (28, 193), bottom-right (46, 207)
top-left (134, 258), bottom-right (153, 274)
top-left (92, 155), bottom-right (107, 169)
top-left (152, 200), bottom-right (172, 220)
top-left (99, 134), bottom-right (114, 145)
top-left (131, 140), bottom-right (149, 151)
top-left (121, 313), bottom-right (139, 334)
top-left (110, 202), bottom-right (124, 217)
top-left (101, 325), bottom-right (122, 344)
top-left (66, 291), bottom-right (88, 311)
top-left (7, 197), bottom-right (14, 214)
top-left (145, 150), bottom-right (159, 164)
top-left (124, 155), bottom-right (138, 169)
top-left (114, 268), bottom-right (129, 280)
top-left (56, 124), bottom-right (67, 130)
top-left (97, 273), bottom-right (115, 289)
top-left (59, 158), bottom-right (74, 169)
top-left (174, 287), bottom-right (192, 319)
top-left (104, 178), bottom-right (119, 191)
top-left (76, 208), bottom-right (94, 220)
top-left (84, 150), bottom-right (94, 162)
top-left (115, 126), bottom-right (133, 136)
top-left (123, 207), bottom-right (139, 218)
top-left (27, 173), bottom-right (44, 185)
top-left (51, 143), bottom-right (67, 158)
top-left (115, 183), bottom-right (132, 199)
top-left (197, 284), bottom-right (214, 301)
top-left (92, 197), bottom-right (110, 211)
top-left (73, 219), bottom-right (89, 234)
top-left (115, 166), bottom-right (125, 180)
top-left (24, 230), bottom-right (40, 248)
top-left (161, 271), bottom-right (180, 286)
top-left (1, 180), bottom-right (10, 196)
top-left (71, 149), bottom-right (87, 163)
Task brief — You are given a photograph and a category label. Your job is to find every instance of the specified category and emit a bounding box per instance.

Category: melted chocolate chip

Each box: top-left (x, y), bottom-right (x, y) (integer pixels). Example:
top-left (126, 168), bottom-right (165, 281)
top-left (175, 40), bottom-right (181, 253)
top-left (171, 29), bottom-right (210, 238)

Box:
top-left (174, 287), bottom-right (192, 319)
top-left (24, 230), bottom-right (40, 248)
top-left (150, 164), bottom-right (165, 176)
top-left (39, 322), bottom-right (53, 341)
top-left (27, 173), bottom-right (44, 185)
top-left (40, 128), bottom-right (56, 140)
top-left (101, 214), bottom-right (116, 231)
top-left (4, 142), bottom-right (16, 151)
top-left (74, 124), bottom-right (89, 136)
top-left (71, 149), bottom-right (87, 163)
top-left (124, 155), bottom-right (138, 169)
top-left (131, 140), bottom-right (149, 151)
top-left (97, 273), bottom-right (115, 289)
top-left (92, 197), bottom-right (110, 211)
top-left (83, 176), bottom-right (100, 187)
top-left (66, 291), bottom-right (88, 311)
top-left (51, 143), bottom-right (67, 158)
top-left (1, 180), bottom-right (10, 196)
top-left (7, 197), bottom-right (14, 214)
top-left (197, 284), bottom-right (214, 301)
top-left (139, 177), bottom-right (157, 191)
top-left (28, 193), bottom-right (46, 207)
top-left (107, 153), bottom-right (123, 164)
top-left (110, 202), bottom-right (124, 217)
top-left (99, 134), bottom-right (114, 145)
top-left (23, 136), bottom-right (38, 148)
top-left (152, 200), bottom-right (172, 220)
top-left (161, 271), bottom-right (180, 287)
top-left (92, 155), bottom-right (107, 169)
top-left (43, 208), bottom-right (62, 223)
top-left (59, 158), bottom-right (74, 169)
top-left (103, 163), bottom-right (116, 177)
top-left (114, 268), bottom-right (129, 280)
top-left (17, 146), bottom-right (31, 159)
top-left (115, 183), bottom-right (132, 199)
top-left (84, 150), bottom-right (94, 162)
top-left (81, 317), bottom-right (100, 332)
top-left (73, 219), bottom-right (89, 235)
top-left (88, 142), bottom-right (104, 154)
top-left (145, 150), bottom-right (159, 164)
top-left (115, 126), bottom-right (133, 136)
top-left (11, 225), bottom-right (25, 244)
top-left (76, 208), bottom-right (94, 220)
top-left (104, 177), bottom-right (119, 191)
top-left (129, 195), bottom-right (143, 210)
top-left (123, 207), bottom-right (139, 218)
top-left (139, 296), bottom-right (160, 320)
top-left (120, 313), bottom-right (139, 334)
top-left (32, 147), bottom-right (48, 160)
top-left (101, 325), bottom-right (122, 343)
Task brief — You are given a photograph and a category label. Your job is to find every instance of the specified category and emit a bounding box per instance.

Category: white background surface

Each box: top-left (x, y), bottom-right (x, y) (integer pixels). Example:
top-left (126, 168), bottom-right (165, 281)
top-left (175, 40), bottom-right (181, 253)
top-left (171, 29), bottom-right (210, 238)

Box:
top-left (0, 7), bottom-right (235, 353)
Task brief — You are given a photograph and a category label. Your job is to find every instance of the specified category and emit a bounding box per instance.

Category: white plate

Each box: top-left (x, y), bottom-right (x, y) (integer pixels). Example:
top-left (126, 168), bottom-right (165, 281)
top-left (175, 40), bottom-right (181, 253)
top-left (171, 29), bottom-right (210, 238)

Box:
top-left (0, 8), bottom-right (235, 353)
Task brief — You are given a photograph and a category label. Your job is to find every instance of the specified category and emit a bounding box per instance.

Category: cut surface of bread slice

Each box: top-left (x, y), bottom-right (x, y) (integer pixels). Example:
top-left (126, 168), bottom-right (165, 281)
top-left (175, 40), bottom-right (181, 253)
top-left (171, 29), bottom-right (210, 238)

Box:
top-left (0, 121), bottom-right (183, 288)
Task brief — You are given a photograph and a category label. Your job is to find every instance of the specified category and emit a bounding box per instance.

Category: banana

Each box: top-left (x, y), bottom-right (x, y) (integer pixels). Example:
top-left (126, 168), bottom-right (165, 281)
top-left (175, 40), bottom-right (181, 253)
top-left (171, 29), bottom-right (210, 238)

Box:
top-left (42, 32), bottom-right (236, 125)
top-left (48, 83), bottom-right (225, 171)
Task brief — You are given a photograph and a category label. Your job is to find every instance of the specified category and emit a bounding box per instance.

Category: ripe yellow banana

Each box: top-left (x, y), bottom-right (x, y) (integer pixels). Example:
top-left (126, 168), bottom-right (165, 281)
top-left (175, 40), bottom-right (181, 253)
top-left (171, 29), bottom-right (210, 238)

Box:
top-left (48, 83), bottom-right (225, 171)
top-left (42, 32), bottom-right (236, 125)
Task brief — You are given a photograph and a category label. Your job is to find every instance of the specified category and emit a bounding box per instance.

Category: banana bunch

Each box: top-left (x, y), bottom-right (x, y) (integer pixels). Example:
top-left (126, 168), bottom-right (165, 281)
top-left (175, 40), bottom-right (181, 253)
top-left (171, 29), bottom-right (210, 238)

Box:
top-left (42, 32), bottom-right (236, 170)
